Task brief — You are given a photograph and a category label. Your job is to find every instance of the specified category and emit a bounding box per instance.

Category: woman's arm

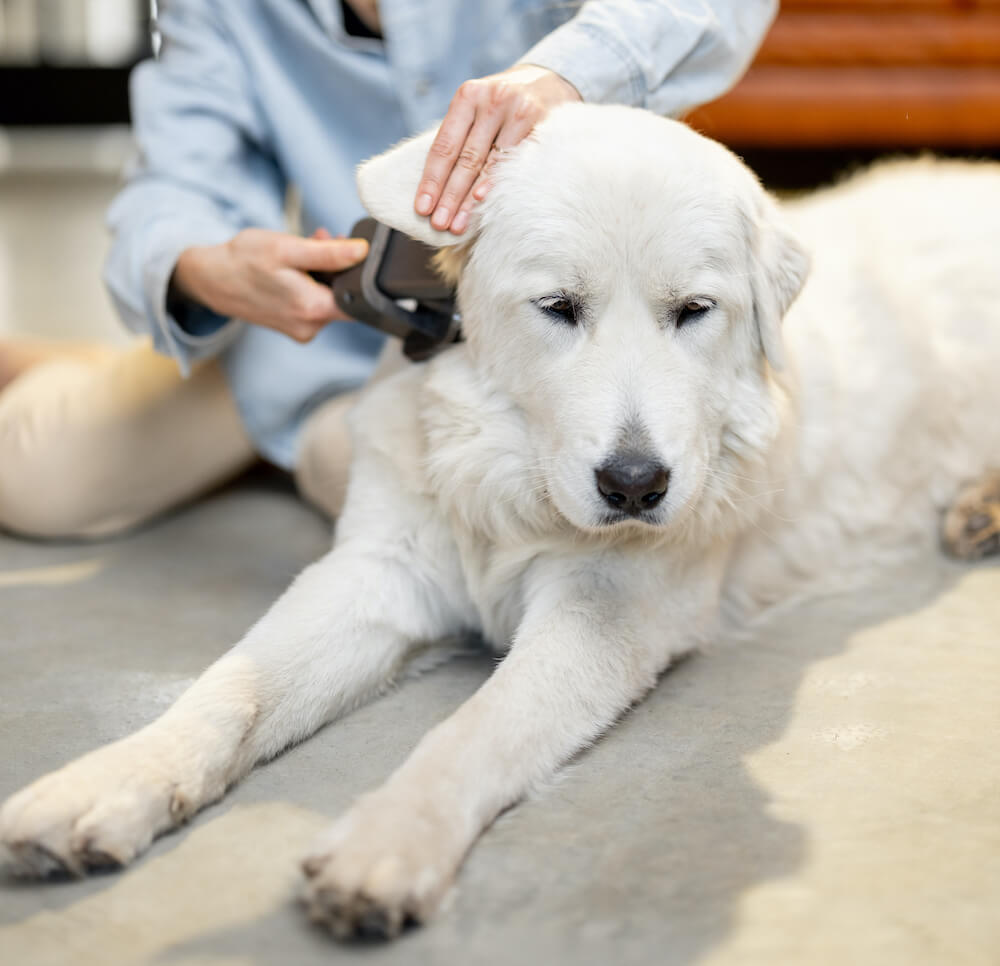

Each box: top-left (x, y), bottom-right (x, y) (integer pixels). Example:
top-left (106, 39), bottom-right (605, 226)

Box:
top-left (104, 0), bottom-right (366, 372)
top-left (416, 1), bottom-right (777, 235)
top-left (520, 0), bottom-right (777, 116)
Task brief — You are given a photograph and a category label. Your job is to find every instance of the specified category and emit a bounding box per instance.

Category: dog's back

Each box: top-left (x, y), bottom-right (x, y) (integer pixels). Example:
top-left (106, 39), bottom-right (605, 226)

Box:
top-left (725, 160), bottom-right (1000, 613)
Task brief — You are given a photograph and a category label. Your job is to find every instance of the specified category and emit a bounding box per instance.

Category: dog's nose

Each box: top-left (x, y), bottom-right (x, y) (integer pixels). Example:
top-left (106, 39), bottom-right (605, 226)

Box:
top-left (595, 456), bottom-right (670, 515)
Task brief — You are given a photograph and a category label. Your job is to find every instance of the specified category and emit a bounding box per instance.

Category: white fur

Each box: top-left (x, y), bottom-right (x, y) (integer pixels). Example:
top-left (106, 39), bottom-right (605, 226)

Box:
top-left (3, 104), bottom-right (999, 938)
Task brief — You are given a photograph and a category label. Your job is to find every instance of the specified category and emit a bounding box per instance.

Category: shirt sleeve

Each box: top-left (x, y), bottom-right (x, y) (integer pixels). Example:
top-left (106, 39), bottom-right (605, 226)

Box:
top-left (103, 0), bottom-right (287, 374)
top-left (518, 0), bottom-right (777, 118)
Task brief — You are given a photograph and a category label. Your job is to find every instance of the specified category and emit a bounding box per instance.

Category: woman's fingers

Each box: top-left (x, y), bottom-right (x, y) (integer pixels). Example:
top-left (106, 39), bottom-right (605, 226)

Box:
top-left (416, 66), bottom-right (582, 236)
top-left (452, 149), bottom-right (501, 233)
top-left (281, 271), bottom-right (344, 340)
top-left (282, 236), bottom-right (369, 272)
top-left (174, 228), bottom-right (361, 341)
top-left (415, 86), bottom-right (480, 218)
top-left (448, 101), bottom-right (541, 233)
top-left (429, 102), bottom-right (505, 231)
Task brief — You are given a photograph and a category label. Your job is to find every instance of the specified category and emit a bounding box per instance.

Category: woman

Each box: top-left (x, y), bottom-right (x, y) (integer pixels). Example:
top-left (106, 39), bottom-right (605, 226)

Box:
top-left (0, 0), bottom-right (777, 538)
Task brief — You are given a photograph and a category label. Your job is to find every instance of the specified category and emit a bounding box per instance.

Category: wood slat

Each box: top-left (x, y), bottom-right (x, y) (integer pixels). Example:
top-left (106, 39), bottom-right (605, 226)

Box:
top-left (758, 11), bottom-right (1000, 64)
top-left (686, 66), bottom-right (1000, 147)
top-left (780, 1), bottom-right (1000, 11)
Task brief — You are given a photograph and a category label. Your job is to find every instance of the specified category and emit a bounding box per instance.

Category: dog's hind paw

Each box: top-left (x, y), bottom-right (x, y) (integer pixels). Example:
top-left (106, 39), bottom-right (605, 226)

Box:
top-left (0, 734), bottom-right (189, 878)
top-left (942, 470), bottom-right (1000, 560)
top-left (299, 792), bottom-right (458, 940)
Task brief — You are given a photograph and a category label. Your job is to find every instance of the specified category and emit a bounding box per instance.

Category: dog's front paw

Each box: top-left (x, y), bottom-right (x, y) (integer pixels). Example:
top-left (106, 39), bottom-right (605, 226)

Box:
top-left (300, 791), bottom-right (460, 940)
top-left (0, 731), bottom-right (193, 878)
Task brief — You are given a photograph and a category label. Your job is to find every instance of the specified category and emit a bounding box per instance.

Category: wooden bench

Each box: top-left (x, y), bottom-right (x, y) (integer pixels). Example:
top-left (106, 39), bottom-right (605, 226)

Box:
top-left (687, 0), bottom-right (1000, 149)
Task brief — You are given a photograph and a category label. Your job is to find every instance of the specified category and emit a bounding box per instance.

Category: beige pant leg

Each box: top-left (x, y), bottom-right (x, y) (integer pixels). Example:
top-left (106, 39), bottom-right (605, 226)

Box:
top-left (0, 339), bottom-right (256, 539)
top-left (294, 390), bottom-right (360, 521)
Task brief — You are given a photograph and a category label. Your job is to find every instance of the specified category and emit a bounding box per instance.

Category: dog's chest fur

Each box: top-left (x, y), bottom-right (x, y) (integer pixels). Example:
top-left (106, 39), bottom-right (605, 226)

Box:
top-left (353, 352), bottom-right (571, 646)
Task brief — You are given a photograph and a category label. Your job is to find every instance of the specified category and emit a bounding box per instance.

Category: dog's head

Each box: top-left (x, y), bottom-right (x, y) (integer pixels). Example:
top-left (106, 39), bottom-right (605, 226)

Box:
top-left (358, 105), bottom-right (808, 539)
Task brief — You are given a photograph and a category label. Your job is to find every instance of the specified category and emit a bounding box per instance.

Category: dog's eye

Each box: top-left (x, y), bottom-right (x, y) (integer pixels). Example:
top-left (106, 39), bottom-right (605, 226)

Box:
top-left (676, 299), bottom-right (714, 327)
top-left (534, 295), bottom-right (579, 325)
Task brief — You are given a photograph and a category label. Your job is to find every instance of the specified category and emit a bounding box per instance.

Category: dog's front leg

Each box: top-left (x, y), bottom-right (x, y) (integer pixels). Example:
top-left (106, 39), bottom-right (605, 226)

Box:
top-left (1, 495), bottom-right (467, 878)
top-left (302, 551), bottom-right (722, 938)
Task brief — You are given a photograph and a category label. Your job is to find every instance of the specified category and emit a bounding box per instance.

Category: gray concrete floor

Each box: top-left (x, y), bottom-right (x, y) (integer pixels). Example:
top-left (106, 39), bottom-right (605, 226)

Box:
top-left (2, 477), bottom-right (999, 966)
top-left (2, 151), bottom-right (999, 966)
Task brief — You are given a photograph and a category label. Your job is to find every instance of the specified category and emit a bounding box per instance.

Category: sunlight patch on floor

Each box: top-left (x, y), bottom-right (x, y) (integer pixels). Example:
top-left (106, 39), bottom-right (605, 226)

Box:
top-left (699, 567), bottom-right (1000, 966)
top-left (0, 803), bottom-right (329, 966)
top-left (0, 557), bottom-right (105, 588)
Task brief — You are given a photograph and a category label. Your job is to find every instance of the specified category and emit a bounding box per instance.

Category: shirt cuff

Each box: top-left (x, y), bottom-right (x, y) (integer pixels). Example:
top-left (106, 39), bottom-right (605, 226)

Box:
top-left (518, 19), bottom-right (645, 107)
top-left (142, 219), bottom-right (244, 375)
top-left (167, 291), bottom-right (231, 339)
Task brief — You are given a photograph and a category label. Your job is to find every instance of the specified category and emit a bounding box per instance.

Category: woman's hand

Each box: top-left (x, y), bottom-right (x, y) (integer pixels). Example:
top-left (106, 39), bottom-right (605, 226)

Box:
top-left (415, 64), bottom-right (581, 235)
top-left (171, 228), bottom-right (368, 342)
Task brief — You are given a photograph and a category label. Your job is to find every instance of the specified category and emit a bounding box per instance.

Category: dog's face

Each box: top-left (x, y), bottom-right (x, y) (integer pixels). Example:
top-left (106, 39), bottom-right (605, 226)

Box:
top-left (359, 105), bottom-right (808, 538)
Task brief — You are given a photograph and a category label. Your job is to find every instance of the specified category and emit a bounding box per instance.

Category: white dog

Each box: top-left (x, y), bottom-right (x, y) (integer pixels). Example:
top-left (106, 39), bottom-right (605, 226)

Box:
top-left (3, 104), bottom-right (999, 939)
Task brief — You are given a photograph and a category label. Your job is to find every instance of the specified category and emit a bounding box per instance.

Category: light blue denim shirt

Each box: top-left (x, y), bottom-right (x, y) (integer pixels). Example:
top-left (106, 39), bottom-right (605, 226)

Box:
top-left (105, 0), bottom-right (777, 468)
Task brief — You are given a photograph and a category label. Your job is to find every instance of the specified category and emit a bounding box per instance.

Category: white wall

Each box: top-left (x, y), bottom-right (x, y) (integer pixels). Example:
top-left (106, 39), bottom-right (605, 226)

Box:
top-left (0, 127), bottom-right (132, 343)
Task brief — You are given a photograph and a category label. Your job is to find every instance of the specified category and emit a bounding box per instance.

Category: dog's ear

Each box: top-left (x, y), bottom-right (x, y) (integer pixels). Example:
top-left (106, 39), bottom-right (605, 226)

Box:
top-left (749, 193), bottom-right (810, 371)
top-left (356, 128), bottom-right (464, 249)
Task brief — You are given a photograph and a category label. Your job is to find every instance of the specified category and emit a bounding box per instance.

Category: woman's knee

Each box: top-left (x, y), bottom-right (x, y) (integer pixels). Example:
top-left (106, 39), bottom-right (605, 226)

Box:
top-left (0, 359), bottom-right (138, 539)
top-left (295, 391), bottom-right (359, 521)
top-left (0, 424), bottom-right (127, 540)
top-left (0, 348), bottom-right (255, 540)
